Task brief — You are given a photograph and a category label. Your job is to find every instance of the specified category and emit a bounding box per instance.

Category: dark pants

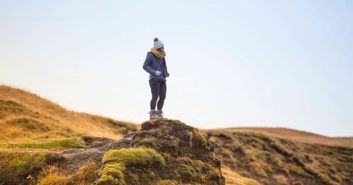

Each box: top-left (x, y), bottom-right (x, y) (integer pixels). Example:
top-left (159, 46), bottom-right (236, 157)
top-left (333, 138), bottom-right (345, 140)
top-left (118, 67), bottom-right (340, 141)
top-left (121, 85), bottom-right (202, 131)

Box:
top-left (149, 78), bottom-right (167, 110)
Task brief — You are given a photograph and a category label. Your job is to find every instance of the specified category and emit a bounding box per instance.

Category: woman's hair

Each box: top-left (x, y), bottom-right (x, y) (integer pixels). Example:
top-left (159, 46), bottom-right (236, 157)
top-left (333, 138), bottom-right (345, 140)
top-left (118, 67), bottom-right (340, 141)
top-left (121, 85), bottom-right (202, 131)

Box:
top-left (154, 37), bottom-right (159, 42)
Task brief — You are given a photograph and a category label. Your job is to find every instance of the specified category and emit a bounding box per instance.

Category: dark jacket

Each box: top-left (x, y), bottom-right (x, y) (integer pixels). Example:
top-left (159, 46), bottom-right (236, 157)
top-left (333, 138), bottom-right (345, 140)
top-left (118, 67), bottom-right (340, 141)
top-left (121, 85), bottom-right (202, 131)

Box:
top-left (143, 52), bottom-right (169, 80)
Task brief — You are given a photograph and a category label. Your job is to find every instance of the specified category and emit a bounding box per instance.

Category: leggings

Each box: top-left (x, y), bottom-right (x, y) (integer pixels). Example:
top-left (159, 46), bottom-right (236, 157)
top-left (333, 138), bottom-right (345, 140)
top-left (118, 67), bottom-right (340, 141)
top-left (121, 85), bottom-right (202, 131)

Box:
top-left (149, 78), bottom-right (167, 110)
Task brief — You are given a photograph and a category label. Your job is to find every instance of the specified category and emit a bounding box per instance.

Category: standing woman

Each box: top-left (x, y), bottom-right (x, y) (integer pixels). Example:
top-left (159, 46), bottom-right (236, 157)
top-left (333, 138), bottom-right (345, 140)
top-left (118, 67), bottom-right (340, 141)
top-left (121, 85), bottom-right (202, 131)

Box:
top-left (143, 37), bottom-right (170, 120)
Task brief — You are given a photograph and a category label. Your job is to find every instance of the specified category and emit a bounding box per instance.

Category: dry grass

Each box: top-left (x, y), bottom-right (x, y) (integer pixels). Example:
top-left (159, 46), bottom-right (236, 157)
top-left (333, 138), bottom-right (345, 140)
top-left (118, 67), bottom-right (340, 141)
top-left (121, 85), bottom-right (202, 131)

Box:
top-left (0, 85), bottom-right (137, 142)
top-left (207, 130), bottom-right (353, 185)
top-left (222, 165), bottom-right (260, 185)
top-left (208, 127), bottom-right (353, 148)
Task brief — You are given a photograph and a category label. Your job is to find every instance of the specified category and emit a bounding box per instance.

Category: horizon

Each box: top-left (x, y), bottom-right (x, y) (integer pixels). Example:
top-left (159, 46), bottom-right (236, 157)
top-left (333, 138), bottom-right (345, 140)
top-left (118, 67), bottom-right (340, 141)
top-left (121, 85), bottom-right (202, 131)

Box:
top-left (1, 0), bottom-right (352, 136)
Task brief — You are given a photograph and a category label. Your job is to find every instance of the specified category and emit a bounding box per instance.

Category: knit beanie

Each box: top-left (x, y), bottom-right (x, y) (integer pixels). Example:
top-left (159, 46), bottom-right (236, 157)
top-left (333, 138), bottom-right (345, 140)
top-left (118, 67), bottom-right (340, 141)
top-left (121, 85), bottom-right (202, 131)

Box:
top-left (153, 37), bottom-right (164, 49)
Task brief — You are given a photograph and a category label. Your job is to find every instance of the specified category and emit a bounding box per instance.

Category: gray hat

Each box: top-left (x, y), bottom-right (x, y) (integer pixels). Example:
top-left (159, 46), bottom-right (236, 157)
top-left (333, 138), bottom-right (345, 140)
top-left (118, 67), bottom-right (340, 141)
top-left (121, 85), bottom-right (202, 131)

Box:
top-left (153, 37), bottom-right (164, 49)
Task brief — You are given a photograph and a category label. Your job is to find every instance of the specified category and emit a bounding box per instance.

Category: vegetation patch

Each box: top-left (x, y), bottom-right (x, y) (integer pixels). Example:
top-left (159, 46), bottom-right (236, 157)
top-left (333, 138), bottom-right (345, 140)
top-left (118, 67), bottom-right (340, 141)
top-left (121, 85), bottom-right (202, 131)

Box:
top-left (138, 137), bottom-right (157, 147)
top-left (72, 162), bottom-right (99, 184)
top-left (273, 174), bottom-right (289, 185)
top-left (0, 100), bottom-right (27, 118)
top-left (6, 118), bottom-right (51, 132)
top-left (102, 147), bottom-right (165, 166)
top-left (0, 151), bottom-right (47, 185)
top-left (154, 180), bottom-right (178, 185)
top-left (0, 137), bottom-right (86, 150)
top-left (193, 128), bottom-right (207, 147)
top-left (97, 148), bottom-right (165, 185)
top-left (37, 165), bottom-right (70, 185)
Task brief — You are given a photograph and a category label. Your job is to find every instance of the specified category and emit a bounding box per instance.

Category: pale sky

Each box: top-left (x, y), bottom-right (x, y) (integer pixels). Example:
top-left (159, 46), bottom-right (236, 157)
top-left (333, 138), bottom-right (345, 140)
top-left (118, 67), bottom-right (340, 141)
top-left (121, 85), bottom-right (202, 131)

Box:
top-left (1, 0), bottom-right (352, 136)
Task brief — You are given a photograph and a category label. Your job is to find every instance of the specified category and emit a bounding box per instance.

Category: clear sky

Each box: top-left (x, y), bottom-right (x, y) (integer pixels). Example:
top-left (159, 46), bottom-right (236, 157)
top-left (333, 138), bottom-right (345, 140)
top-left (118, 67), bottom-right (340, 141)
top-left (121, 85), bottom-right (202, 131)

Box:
top-left (1, 0), bottom-right (352, 136)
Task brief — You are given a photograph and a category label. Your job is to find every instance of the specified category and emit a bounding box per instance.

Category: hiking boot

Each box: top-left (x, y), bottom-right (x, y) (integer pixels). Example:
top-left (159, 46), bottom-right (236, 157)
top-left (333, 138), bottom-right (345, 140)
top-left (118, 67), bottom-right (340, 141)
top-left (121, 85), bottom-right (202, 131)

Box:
top-left (156, 110), bottom-right (164, 118)
top-left (149, 110), bottom-right (158, 120)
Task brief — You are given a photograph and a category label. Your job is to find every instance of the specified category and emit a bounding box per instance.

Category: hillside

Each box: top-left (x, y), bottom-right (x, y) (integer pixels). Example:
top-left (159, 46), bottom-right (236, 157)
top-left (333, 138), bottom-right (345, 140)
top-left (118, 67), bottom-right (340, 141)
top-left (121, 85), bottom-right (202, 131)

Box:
top-left (210, 127), bottom-right (353, 148)
top-left (206, 129), bottom-right (353, 185)
top-left (0, 85), bottom-right (137, 142)
top-left (0, 85), bottom-right (352, 185)
top-left (0, 119), bottom-right (225, 185)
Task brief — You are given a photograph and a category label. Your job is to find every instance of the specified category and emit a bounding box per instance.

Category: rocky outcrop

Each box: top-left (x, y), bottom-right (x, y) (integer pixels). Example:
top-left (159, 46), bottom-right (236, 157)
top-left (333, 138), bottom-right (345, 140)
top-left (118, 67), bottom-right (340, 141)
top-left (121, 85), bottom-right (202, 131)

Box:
top-left (62, 119), bottom-right (225, 185)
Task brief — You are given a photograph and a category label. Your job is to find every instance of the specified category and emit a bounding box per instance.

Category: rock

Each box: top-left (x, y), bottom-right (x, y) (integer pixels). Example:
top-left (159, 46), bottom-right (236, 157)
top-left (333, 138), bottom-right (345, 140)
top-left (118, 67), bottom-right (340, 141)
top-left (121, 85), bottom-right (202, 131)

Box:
top-left (62, 119), bottom-right (225, 185)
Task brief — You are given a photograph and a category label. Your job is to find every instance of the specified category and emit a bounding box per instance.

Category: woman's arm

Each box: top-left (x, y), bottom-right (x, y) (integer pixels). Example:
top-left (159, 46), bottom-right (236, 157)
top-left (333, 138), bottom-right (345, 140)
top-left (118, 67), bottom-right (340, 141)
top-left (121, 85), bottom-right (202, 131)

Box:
top-left (165, 59), bottom-right (170, 77)
top-left (143, 53), bottom-right (156, 75)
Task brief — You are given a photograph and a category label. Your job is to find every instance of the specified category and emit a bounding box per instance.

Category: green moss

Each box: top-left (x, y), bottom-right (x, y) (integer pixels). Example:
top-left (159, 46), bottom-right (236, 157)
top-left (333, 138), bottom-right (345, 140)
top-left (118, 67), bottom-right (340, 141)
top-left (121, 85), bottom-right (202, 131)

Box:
top-left (0, 151), bottom-right (47, 185)
top-left (96, 163), bottom-right (126, 185)
top-left (139, 138), bottom-right (157, 147)
top-left (178, 164), bottom-right (197, 182)
top-left (98, 148), bottom-right (165, 185)
top-left (192, 160), bottom-right (205, 172)
top-left (193, 129), bottom-right (207, 147)
top-left (0, 137), bottom-right (86, 150)
top-left (73, 162), bottom-right (99, 184)
top-left (102, 148), bottom-right (165, 166)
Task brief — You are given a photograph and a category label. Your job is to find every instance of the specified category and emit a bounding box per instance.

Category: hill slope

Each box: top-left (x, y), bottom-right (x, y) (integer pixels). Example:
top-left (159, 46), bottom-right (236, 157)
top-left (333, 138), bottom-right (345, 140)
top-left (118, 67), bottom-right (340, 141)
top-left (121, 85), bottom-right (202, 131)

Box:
top-left (1, 85), bottom-right (352, 185)
top-left (210, 127), bottom-right (353, 148)
top-left (0, 85), bottom-right (137, 142)
top-left (206, 129), bottom-right (353, 185)
top-left (0, 119), bottom-right (225, 185)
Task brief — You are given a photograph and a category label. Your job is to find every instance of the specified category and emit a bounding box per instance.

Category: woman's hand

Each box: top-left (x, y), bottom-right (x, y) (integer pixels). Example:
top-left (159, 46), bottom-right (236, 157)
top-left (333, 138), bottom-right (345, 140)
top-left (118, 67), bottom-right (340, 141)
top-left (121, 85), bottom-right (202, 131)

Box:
top-left (155, 71), bottom-right (161, 76)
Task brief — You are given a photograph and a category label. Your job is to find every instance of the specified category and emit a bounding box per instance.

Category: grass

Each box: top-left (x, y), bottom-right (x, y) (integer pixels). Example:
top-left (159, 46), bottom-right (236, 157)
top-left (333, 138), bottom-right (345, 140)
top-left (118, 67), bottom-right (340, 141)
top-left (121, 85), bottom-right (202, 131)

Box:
top-left (208, 130), bottom-right (353, 185)
top-left (37, 165), bottom-right (70, 185)
top-left (0, 85), bottom-right (137, 142)
top-left (208, 127), bottom-right (353, 148)
top-left (37, 163), bottom-right (100, 185)
top-left (222, 165), bottom-right (260, 185)
top-left (0, 151), bottom-right (48, 185)
top-left (154, 180), bottom-right (178, 185)
top-left (0, 137), bottom-right (86, 150)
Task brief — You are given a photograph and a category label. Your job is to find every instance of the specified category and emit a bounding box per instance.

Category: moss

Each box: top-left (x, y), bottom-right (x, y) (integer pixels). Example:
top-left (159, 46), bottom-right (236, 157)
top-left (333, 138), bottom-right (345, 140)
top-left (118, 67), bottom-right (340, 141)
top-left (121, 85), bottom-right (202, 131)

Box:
top-left (139, 138), bottom-right (157, 147)
top-left (96, 163), bottom-right (126, 185)
top-left (102, 148), bottom-right (165, 166)
top-left (0, 151), bottom-right (47, 185)
top-left (193, 129), bottom-right (207, 147)
top-left (192, 160), bottom-right (205, 172)
top-left (98, 148), bottom-right (165, 185)
top-left (178, 164), bottom-right (197, 182)
top-left (0, 137), bottom-right (86, 150)
top-left (72, 162), bottom-right (99, 184)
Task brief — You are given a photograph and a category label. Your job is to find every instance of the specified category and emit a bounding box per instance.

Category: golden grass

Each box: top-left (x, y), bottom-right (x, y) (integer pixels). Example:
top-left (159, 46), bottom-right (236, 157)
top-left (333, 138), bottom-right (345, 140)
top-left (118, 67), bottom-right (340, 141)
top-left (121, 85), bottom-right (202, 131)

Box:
top-left (222, 166), bottom-right (260, 185)
top-left (208, 127), bottom-right (353, 148)
top-left (0, 85), bottom-right (137, 142)
top-left (209, 130), bottom-right (353, 185)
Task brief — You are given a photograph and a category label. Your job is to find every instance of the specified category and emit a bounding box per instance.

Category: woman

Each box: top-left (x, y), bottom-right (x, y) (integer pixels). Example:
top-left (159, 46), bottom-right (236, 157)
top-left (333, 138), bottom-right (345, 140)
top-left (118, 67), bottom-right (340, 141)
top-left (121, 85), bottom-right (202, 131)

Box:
top-left (143, 37), bottom-right (170, 120)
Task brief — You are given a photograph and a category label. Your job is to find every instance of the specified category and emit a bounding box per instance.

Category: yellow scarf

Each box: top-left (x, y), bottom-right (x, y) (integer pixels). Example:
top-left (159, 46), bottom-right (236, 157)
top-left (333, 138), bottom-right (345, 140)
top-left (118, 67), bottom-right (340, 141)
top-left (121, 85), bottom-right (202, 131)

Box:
top-left (151, 48), bottom-right (166, 60)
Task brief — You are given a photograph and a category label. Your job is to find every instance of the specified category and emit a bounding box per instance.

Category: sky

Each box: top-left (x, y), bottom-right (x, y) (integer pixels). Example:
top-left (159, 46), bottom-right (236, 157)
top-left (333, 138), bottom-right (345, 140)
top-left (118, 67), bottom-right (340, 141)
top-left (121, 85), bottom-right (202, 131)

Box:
top-left (1, 0), bottom-right (352, 136)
